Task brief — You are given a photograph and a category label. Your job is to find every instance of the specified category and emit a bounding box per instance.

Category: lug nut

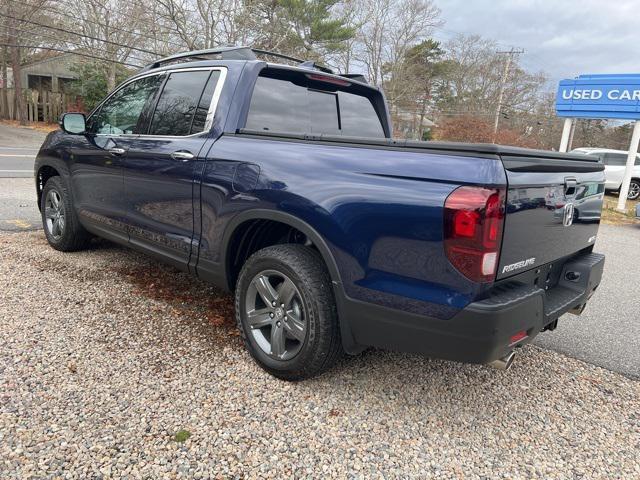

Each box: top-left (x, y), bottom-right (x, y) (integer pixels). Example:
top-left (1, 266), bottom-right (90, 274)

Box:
top-left (269, 312), bottom-right (274, 318)
top-left (280, 303), bottom-right (285, 308)
top-left (272, 301), bottom-right (276, 307)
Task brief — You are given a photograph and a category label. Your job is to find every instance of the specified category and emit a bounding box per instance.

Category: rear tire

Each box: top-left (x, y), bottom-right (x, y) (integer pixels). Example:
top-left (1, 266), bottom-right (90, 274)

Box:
top-left (41, 176), bottom-right (90, 251)
top-left (235, 244), bottom-right (342, 380)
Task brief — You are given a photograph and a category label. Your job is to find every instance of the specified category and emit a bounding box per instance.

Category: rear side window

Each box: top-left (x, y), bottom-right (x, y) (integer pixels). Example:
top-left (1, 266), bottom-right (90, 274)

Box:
top-left (149, 70), bottom-right (219, 136)
top-left (245, 73), bottom-right (385, 138)
top-left (604, 153), bottom-right (629, 166)
top-left (190, 71), bottom-right (221, 134)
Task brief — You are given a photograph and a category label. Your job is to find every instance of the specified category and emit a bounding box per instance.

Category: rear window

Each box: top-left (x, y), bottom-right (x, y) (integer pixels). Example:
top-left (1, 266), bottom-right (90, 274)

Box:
top-left (245, 73), bottom-right (385, 138)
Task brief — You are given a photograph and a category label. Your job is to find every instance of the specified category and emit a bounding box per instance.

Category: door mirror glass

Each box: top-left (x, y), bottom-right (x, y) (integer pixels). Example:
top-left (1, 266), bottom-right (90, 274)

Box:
top-left (60, 113), bottom-right (86, 134)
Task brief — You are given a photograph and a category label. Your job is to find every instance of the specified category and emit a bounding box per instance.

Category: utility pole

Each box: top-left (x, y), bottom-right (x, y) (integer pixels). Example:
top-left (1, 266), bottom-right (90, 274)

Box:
top-left (492, 47), bottom-right (524, 143)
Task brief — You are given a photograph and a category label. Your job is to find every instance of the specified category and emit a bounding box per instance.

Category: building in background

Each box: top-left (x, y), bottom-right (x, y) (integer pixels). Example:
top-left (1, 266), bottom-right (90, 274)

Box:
top-left (392, 108), bottom-right (436, 140)
top-left (19, 53), bottom-right (80, 94)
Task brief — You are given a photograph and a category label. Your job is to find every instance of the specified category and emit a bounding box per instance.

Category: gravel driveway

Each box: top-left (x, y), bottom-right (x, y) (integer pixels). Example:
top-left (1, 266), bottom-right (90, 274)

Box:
top-left (1, 231), bottom-right (639, 479)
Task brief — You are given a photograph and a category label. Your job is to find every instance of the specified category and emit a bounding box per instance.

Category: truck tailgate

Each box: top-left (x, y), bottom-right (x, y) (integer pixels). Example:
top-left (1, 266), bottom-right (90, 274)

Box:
top-left (497, 153), bottom-right (605, 280)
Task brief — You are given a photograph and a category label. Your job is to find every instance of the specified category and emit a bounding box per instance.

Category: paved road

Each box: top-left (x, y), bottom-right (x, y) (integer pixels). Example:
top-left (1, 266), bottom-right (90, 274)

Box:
top-left (0, 178), bottom-right (41, 231)
top-left (534, 223), bottom-right (640, 379)
top-left (0, 123), bottom-right (46, 178)
top-left (0, 124), bottom-right (638, 378)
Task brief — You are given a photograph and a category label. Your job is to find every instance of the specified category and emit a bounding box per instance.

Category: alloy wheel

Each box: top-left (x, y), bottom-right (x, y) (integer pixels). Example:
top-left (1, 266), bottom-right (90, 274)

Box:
top-left (627, 182), bottom-right (640, 200)
top-left (44, 190), bottom-right (66, 240)
top-left (244, 270), bottom-right (307, 360)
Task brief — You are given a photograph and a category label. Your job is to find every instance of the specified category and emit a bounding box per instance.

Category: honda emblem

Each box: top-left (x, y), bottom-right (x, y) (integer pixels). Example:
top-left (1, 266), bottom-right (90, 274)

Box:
top-left (563, 203), bottom-right (575, 226)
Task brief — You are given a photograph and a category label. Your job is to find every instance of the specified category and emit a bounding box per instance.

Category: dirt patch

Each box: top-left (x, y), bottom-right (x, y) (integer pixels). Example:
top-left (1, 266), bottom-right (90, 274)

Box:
top-left (601, 193), bottom-right (639, 225)
top-left (0, 119), bottom-right (58, 133)
top-left (112, 262), bottom-right (237, 331)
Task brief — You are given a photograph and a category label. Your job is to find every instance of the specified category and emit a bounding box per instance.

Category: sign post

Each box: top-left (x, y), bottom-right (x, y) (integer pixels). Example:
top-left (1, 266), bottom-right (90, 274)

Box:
top-left (556, 73), bottom-right (640, 212)
top-left (559, 118), bottom-right (573, 153)
top-left (617, 121), bottom-right (640, 211)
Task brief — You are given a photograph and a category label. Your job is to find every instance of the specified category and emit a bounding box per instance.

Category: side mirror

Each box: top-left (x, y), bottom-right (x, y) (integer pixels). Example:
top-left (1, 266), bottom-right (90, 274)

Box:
top-left (60, 113), bottom-right (86, 134)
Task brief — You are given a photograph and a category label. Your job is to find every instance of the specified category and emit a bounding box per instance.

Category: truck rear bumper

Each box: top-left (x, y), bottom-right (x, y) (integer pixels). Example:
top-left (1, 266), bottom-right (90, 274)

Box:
top-left (341, 252), bottom-right (605, 364)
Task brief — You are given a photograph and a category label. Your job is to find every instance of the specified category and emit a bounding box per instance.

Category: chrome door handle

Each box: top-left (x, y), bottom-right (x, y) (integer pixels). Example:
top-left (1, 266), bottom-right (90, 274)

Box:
top-left (171, 151), bottom-right (194, 162)
top-left (109, 147), bottom-right (126, 156)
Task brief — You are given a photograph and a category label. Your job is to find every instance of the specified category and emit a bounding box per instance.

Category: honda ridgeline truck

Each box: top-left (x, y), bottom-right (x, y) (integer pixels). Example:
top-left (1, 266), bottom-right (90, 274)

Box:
top-left (34, 47), bottom-right (605, 379)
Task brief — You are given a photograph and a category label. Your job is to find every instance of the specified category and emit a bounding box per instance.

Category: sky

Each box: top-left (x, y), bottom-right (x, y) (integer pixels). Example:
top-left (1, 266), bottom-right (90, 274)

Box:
top-left (434, 0), bottom-right (640, 86)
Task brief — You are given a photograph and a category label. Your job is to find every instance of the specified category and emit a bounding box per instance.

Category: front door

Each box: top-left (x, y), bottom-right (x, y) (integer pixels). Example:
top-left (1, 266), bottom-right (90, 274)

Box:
top-left (71, 74), bottom-right (163, 240)
top-left (123, 68), bottom-right (224, 269)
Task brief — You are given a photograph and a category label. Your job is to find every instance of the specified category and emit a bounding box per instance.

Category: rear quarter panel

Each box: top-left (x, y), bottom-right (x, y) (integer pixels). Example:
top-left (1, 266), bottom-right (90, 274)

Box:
top-left (200, 135), bottom-right (507, 319)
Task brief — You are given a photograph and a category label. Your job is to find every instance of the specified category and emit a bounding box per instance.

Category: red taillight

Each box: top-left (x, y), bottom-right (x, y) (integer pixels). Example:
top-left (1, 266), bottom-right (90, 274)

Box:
top-left (444, 186), bottom-right (505, 282)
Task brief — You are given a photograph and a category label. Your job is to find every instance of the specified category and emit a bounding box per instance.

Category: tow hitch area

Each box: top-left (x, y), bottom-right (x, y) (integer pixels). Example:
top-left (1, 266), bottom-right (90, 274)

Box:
top-left (569, 303), bottom-right (586, 316)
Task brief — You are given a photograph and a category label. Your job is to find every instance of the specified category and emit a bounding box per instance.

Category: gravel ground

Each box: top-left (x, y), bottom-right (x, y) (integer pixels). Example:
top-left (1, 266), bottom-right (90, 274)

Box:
top-left (1, 232), bottom-right (639, 479)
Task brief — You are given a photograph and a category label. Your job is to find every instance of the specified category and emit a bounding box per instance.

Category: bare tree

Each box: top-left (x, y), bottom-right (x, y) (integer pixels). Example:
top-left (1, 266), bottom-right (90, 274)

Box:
top-left (61, 0), bottom-right (150, 90)
top-left (354, 0), bottom-right (441, 87)
top-left (439, 34), bottom-right (546, 116)
top-left (154, 0), bottom-right (246, 50)
top-left (1, 0), bottom-right (52, 124)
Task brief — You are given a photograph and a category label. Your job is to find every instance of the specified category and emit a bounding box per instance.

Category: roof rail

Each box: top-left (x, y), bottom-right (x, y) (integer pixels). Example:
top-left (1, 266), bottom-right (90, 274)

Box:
top-left (141, 46), bottom-right (366, 83)
top-left (140, 46), bottom-right (255, 71)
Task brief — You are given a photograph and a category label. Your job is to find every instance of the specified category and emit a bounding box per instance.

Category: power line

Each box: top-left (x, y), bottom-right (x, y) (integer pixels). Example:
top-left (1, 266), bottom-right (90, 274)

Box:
top-left (0, 43), bottom-right (142, 67)
top-left (0, 11), bottom-right (161, 57)
top-left (1, 24), bottom-right (151, 65)
top-left (4, 0), bottom-right (186, 51)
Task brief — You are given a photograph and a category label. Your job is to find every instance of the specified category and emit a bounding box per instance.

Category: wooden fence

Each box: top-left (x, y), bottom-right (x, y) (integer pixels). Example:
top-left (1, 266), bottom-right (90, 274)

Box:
top-left (0, 88), bottom-right (75, 123)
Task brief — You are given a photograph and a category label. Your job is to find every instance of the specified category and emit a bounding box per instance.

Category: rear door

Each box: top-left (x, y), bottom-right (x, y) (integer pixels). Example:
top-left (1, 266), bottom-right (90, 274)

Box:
top-left (497, 153), bottom-right (605, 280)
top-left (122, 68), bottom-right (225, 269)
top-left (603, 152), bottom-right (628, 189)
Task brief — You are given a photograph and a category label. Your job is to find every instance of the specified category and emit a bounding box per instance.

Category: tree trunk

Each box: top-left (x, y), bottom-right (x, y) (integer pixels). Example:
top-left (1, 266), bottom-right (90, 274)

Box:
top-left (107, 61), bottom-right (116, 92)
top-left (11, 46), bottom-right (26, 125)
top-left (1, 45), bottom-right (8, 119)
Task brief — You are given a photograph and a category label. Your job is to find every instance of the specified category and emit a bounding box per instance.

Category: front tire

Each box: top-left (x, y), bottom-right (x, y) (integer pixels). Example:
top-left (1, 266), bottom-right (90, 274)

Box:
top-left (627, 180), bottom-right (640, 200)
top-left (41, 176), bottom-right (90, 251)
top-left (235, 244), bottom-right (342, 380)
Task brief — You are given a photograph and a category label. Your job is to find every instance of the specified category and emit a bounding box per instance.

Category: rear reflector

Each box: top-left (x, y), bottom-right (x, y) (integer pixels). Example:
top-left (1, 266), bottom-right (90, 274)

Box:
top-left (509, 330), bottom-right (528, 345)
top-left (444, 186), bottom-right (506, 282)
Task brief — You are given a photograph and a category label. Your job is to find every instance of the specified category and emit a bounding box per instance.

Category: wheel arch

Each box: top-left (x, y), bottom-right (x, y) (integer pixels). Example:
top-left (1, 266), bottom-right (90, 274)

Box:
top-left (35, 158), bottom-right (71, 210)
top-left (221, 209), bottom-right (361, 354)
top-left (222, 209), bottom-right (342, 291)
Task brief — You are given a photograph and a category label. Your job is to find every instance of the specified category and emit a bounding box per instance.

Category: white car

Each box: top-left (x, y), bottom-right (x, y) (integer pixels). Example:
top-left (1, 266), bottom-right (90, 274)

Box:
top-left (571, 148), bottom-right (640, 200)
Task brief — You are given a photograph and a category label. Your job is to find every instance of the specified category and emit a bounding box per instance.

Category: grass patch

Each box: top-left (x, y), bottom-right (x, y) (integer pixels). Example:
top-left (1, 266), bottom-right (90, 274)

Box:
top-left (174, 429), bottom-right (191, 443)
top-left (601, 193), bottom-right (639, 226)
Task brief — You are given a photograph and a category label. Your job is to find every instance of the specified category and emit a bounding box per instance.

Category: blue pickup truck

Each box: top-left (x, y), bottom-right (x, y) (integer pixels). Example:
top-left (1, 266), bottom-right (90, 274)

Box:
top-left (35, 47), bottom-right (605, 379)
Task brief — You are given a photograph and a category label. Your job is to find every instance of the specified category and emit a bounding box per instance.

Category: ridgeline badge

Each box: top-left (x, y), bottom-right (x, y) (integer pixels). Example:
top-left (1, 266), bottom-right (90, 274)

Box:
top-left (502, 258), bottom-right (536, 274)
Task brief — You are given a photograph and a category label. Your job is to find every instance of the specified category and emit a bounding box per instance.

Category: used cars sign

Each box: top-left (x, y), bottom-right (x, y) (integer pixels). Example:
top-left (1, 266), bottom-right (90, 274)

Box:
top-left (556, 74), bottom-right (640, 120)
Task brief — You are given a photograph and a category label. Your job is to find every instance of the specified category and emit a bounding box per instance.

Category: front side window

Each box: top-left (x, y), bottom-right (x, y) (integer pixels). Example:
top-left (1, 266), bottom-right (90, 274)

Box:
top-left (149, 70), bottom-right (219, 136)
top-left (245, 73), bottom-right (385, 138)
top-left (89, 75), bottom-right (163, 135)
